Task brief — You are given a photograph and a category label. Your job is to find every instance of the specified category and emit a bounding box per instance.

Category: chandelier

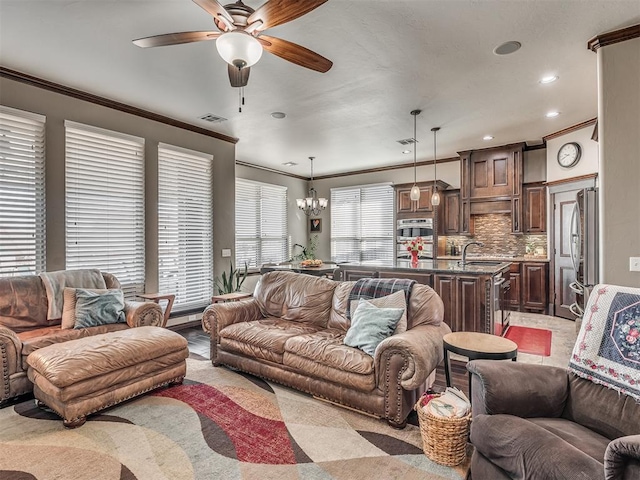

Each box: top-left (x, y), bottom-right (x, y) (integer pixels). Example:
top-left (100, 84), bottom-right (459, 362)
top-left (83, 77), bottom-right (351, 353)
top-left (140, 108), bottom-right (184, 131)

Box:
top-left (296, 157), bottom-right (328, 216)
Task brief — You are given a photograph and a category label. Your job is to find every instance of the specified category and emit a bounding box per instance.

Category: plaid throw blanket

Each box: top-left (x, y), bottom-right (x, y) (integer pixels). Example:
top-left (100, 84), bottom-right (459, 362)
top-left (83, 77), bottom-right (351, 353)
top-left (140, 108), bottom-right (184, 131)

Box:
top-left (346, 278), bottom-right (416, 320)
top-left (568, 284), bottom-right (640, 402)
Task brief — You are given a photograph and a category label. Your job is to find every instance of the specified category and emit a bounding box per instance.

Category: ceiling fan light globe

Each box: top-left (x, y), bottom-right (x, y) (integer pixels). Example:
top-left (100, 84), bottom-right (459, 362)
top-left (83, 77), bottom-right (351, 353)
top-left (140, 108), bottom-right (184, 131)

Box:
top-left (216, 31), bottom-right (263, 68)
top-left (410, 185), bottom-right (421, 201)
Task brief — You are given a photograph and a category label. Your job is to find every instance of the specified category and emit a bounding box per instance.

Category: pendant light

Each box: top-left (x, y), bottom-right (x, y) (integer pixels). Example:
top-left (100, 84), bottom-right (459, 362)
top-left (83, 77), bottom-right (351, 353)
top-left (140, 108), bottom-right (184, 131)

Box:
top-left (410, 110), bottom-right (421, 201)
top-left (296, 157), bottom-right (328, 216)
top-left (431, 127), bottom-right (441, 206)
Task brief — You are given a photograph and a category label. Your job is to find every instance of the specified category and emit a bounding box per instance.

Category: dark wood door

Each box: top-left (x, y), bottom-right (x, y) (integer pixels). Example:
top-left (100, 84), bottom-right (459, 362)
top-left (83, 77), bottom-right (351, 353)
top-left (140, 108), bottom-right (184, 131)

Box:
top-left (415, 185), bottom-right (434, 212)
top-left (552, 190), bottom-right (577, 319)
top-left (522, 263), bottom-right (547, 313)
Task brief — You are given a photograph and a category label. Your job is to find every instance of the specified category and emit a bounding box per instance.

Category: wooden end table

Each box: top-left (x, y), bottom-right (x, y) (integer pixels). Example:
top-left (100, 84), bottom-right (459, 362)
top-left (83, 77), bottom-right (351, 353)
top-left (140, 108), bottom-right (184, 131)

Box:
top-left (443, 332), bottom-right (518, 400)
top-left (211, 292), bottom-right (252, 303)
top-left (137, 293), bottom-right (175, 328)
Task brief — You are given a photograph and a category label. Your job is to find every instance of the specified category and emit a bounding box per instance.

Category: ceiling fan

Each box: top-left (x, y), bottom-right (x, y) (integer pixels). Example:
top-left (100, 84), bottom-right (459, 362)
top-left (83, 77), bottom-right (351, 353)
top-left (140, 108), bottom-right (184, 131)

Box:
top-left (133, 0), bottom-right (333, 88)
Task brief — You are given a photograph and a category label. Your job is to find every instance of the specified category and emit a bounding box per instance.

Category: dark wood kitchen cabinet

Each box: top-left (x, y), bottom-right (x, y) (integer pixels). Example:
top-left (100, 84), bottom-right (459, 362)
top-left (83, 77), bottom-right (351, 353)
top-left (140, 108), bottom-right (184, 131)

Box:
top-left (507, 262), bottom-right (522, 309)
top-left (433, 274), bottom-right (485, 333)
top-left (459, 143), bottom-right (524, 234)
top-left (395, 180), bottom-right (450, 218)
top-left (524, 183), bottom-right (547, 233)
top-left (378, 270), bottom-right (433, 286)
top-left (442, 190), bottom-right (461, 235)
top-left (522, 262), bottom-right (548, 313)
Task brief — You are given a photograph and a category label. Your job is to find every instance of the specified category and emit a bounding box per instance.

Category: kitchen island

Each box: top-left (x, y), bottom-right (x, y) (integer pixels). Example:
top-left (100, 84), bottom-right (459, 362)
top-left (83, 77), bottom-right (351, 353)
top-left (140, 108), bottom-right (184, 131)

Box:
top-left (336, 259), bottom-right (511, 335)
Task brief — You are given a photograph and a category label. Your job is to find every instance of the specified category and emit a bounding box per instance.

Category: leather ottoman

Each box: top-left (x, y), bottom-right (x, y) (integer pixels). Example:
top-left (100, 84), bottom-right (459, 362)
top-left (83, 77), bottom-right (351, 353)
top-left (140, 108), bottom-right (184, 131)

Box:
top-left (26, 326), bottom-right (188, 428)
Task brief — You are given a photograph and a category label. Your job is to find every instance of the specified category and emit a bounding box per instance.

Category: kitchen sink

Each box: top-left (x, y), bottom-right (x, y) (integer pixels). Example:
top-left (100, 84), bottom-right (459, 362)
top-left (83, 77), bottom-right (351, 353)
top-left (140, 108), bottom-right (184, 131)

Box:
top-left (463, 261), bottom-right (503, 266)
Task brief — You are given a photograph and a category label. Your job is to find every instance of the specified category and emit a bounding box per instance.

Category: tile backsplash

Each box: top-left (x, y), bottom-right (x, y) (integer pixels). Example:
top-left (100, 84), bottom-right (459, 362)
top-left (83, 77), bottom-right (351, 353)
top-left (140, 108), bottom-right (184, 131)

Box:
top-left (445, 213), bottom-right (547, 257)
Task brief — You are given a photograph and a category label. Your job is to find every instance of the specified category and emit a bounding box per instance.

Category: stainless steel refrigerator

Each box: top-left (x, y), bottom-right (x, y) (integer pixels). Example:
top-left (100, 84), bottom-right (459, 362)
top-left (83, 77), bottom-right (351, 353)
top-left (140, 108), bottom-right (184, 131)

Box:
top-left (569, 188), bottom-right (599, 320)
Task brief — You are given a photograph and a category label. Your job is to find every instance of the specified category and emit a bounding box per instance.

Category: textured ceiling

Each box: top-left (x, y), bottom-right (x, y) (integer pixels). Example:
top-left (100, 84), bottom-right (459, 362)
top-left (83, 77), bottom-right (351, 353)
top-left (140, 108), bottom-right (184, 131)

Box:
top-left (1, 0), bottom-right (639, 177)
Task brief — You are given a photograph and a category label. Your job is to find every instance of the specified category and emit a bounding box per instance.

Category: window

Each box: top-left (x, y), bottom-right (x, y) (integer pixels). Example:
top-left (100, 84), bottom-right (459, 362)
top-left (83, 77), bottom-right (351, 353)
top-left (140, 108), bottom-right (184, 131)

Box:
top-left (65, 121), bottom-right (145, 299)
top-left (158, 144), bottom-right (213, 312)
top-left (236, 179), bottom-right (288, 269)
top-left (0, 106), bottom-right (46, 276)
top-left (331, 184), bottom-right (394, 263)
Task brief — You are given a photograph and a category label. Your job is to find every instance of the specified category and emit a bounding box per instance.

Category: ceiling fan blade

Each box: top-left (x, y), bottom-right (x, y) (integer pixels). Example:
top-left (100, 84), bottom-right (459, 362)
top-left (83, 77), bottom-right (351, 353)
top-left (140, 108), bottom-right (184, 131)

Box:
top-left (260, 35), bottom-right (332, 73)
top-left (133, 31), bottom-right (220, 48)
top-left (193, 0), bottom-right (234, 27)
top-left (247, 0), bottom-right (328, 31)
top-left (228, 64), bottom-right (250, 87)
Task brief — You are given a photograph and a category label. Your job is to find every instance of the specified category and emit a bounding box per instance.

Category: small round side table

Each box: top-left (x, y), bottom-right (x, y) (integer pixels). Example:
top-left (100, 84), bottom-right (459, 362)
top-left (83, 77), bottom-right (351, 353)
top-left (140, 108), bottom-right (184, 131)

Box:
top-left (443, 332), bottom-right (518, 400)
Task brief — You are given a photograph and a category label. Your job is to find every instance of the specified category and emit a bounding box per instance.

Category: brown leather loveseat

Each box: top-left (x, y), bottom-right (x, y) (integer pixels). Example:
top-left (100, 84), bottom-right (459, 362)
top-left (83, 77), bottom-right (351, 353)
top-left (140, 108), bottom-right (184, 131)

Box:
top-left (0, 270), bottom-right (163, 406)
top-left (202, 271), bottom-right (450, 427)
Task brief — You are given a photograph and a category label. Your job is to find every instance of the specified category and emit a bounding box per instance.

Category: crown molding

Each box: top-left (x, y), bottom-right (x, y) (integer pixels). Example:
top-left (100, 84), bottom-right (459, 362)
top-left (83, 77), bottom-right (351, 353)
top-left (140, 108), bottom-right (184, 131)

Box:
top-left (0, 66), bottom-right (238, 144)
top-left (542, 118), bottom-right (597, 141)
top-left (588, 24), bottom-right (640, 52)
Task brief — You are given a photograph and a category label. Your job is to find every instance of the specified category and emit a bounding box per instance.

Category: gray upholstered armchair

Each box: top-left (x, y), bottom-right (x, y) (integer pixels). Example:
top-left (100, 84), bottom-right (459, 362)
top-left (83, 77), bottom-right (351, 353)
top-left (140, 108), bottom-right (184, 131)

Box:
top-left (467, 284), bottom-right (640, 480)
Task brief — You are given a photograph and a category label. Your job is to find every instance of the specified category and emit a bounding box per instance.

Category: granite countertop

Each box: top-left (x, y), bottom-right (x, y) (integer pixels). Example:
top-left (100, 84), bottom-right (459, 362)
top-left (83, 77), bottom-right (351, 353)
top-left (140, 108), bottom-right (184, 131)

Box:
top-left (341, 259), bottom-right (511, 275)
top-left (438, 255), bottom-right (549, 263)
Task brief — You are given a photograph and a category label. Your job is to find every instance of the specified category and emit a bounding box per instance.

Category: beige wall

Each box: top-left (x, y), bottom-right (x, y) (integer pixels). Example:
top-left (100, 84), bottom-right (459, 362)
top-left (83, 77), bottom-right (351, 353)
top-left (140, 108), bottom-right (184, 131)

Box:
top-left (0, 76), bottom-right (236, 297)
top-left (546, 126), bottom-right (599, 183)
top-left (597, 36), bottom-right (640, 287)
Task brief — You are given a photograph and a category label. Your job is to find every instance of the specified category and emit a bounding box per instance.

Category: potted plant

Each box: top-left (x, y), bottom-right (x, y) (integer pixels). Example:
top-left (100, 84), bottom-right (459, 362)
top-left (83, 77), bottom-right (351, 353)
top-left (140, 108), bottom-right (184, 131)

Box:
top-left (214, 261), bottom-right (248, 294)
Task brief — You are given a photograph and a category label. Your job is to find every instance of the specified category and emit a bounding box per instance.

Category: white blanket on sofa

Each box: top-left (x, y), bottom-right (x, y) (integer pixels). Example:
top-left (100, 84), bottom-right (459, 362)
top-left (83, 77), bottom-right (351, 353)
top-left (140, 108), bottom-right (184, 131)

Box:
top-left (39, 269), bottom-right (107, 321)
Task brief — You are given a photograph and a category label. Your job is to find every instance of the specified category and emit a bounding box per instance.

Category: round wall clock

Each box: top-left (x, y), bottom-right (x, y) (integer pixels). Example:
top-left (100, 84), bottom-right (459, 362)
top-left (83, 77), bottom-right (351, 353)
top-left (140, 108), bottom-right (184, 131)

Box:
top-left (557, 142), bottom-right (582, 168)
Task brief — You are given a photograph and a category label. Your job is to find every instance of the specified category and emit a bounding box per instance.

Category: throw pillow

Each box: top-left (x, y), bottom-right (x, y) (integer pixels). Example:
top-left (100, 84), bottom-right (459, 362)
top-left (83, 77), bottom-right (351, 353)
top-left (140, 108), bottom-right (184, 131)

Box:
top-left (350, 290), bottom-right (408, 335)
top-left (73, 288), bottom-right (126, 329)
top-left (61, 287), bottom-right (112, 329)
top-left (344, 300), bottom-right (404, 356)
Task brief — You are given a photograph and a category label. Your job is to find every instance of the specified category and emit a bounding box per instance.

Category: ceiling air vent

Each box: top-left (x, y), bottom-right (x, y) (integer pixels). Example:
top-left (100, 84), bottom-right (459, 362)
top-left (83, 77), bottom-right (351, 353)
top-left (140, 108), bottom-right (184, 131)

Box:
top-left (396, 138), bottom-right (416, 146)
top-left (199, 113), bottom-right (228, 123)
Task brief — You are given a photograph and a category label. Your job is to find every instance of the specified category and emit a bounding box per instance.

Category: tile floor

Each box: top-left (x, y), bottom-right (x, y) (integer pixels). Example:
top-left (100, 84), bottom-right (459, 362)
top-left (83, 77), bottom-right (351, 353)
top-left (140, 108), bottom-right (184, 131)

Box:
top-left (176, 311), bottom-right (579, 368)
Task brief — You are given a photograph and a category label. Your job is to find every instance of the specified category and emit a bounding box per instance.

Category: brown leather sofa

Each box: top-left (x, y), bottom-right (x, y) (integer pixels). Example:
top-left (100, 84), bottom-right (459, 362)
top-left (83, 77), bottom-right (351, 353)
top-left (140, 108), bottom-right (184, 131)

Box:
top-left (0, 271), bottom-right (163, 406)
top-left (467, 360), bottom-right (640, 479)
top-left (202, 271), bottom-right (450, 427)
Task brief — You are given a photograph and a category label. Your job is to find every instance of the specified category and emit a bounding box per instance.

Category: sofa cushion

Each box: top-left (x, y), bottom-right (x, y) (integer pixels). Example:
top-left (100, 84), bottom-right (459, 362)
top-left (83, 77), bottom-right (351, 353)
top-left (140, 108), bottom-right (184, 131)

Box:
top-left (528, 417), bottom-right (610, 463)
top-left (283, 352), bottom-right (376, 392)
top-left (350, 290), bottom-right (408, 335)
top-left (471, 414), bottom-right (604, 480)
top-left (17, 323), bottom-right (130, 370)
top-left (563, 372), bottom-right (640, 440)
top-left (254, 271), bottom-right (337, 327)
top-left (73, 288), bottom-right (126, 329)
top-left (0, 275), bottom-right (50, 331)
top-left (328, 281), bottom-right (353, 331)
top-left (219, 317), bottom-right (322, 364)
top-left (344, 300), bottom-right (404, 356)
top-left (406, 284), bottom-right (444, 329)
top-left (285, 330), bottom-right (374, 375)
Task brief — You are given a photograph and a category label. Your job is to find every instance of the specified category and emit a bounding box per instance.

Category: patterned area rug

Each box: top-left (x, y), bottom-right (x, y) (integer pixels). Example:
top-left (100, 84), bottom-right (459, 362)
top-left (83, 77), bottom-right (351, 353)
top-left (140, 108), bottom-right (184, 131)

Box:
top-left (0, 357), bottom-right (470, 479)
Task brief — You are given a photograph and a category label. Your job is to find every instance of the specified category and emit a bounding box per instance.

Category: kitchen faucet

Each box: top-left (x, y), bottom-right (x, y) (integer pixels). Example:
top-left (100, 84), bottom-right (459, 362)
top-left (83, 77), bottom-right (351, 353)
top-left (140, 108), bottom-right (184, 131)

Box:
top-left (461, 241), bottom-right (485, 265)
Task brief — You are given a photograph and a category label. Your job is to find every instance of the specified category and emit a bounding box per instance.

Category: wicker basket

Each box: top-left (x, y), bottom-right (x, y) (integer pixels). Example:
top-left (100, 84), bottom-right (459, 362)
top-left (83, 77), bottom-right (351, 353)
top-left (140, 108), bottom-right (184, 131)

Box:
top-left (414, 395), bottom-right (471, 466)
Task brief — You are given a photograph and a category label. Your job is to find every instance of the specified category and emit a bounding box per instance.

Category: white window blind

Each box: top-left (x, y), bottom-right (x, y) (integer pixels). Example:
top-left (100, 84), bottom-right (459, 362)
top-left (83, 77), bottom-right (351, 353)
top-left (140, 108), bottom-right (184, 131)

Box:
top-left (0, 106), bottom-right (46, 276)
top-left (236, 179), bottom-right (288, 269)
top-left (331, 183), bottom-right (394, 263)
top-left (65, 121), bottom-right (145, 299)
top-left (158, 144), bottom-right (213, 312)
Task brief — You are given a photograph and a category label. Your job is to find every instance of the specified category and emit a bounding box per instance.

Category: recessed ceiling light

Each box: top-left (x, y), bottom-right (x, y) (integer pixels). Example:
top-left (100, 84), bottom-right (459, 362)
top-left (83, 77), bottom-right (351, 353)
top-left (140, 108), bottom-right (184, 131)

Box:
top-left (483, 135), bottom-right (494, 141)
top-left (282, 162), bottom-right (297, 167)
top-left (545, 111), bottom-right (561, 118)
top-left (271, 112), bottom-right (286, 119)
top-left (402, 149), bottom-right (411, 154)
top-left (493, 41), bottom-right (522, 56)
top-left (540, 75), bottom-right (559, 84)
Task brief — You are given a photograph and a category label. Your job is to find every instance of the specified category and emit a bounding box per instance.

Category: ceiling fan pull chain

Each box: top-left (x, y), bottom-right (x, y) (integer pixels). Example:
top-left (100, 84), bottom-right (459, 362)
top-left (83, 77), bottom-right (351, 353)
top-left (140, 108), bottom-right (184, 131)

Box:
top-left (238, 87), bottom-right (242, 113)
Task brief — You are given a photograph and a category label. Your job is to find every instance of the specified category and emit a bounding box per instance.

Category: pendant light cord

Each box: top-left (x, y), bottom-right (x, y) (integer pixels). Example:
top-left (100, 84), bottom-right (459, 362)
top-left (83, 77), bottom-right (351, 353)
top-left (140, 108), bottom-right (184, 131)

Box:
top-left (433, 128), bottom-right (437, 188)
